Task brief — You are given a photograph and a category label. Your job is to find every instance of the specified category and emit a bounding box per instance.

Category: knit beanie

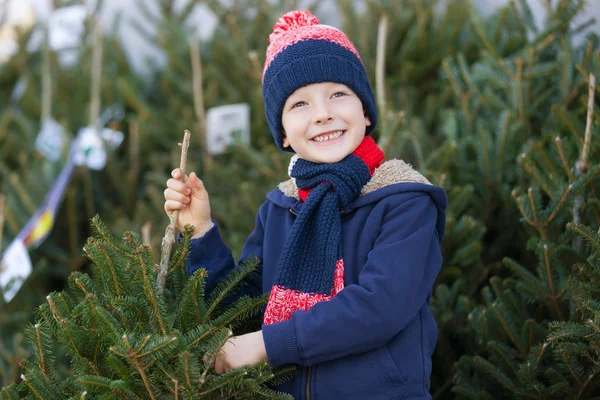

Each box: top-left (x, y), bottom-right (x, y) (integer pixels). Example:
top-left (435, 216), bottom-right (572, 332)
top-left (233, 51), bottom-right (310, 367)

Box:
top-left (262, 10), bottom-right (378, 152)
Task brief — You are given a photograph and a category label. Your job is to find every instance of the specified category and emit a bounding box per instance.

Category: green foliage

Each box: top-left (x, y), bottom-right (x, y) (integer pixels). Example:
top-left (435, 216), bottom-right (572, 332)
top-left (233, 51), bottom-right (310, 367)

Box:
top-left (0, 217), bottom-right (293, 399)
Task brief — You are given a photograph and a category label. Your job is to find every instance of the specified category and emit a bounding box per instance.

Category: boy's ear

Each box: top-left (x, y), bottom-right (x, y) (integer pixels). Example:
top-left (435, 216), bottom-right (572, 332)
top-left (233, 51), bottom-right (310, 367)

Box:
top-left (364, 112), bottom-right (372, 127)
top-left (283, 137), bottom-right (290, 148)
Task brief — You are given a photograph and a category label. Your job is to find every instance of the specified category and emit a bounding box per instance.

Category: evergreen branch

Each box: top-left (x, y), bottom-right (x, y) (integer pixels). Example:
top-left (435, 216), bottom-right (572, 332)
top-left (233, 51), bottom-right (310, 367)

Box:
top-left (90, 216), bottom-right (136, 261)
top-left (559, 348), bottom-right (583, 385)
top-left (578, 372), bottom-right (598, 399)
top-left (442, 58), bottom-right (465, 99)
top-left (535, 342), bottom-right (548, 368)
top-left (492, 303), bottom-right (525, 356)
top-left (19, 374), bottom-right (44, 400)
top-left (206, 257), bottom-right (260, 319)
top-left (543, 244), bottom-right (565, 320)
top-left (532, 141), bottom-right (559, 184)
top-left (45, 295), bottom-right (100, 376)
top-left (121, 335), bottom-right (156, 400)
top-left (496, 111), bottom-right (511, 183)
top-left (197, 369), bottom-right (249, 396)
top-left (515, 57), bottom-right (527, 123)
top-left (168, 225), bottom-right (193, 274)
top-left (33, 324), bottom-right (47, 377)
top-left (457, 53), bottom-right (490, 110)
top-left (479, 126), bottom-right (492, 184)
top-left (97, 242), bottom-right (122, 297)
top-left (567, 223), bottom-right (600, 253)
top-left (546, 184), bottom-right (573, 225)
top-left (551, 105), bottom-right (584, 145)
top-left (212, 294), bottom-right (269, 330)
top-left (527, 188), bottom-right (548, 241)
top-left (158, 130), bottom-right (191, 294)
top-left (135, 247), bottom-right (167, 336)
top-left (176, 268), bottom-right (208, 329)
top-left (512, 190), bottom-right (537, 226)
top-left (473, 355), bottom-right (518, 392)
top-left (136, 336), bottom-right (178, 360)
top-left (0, 385), bottom-right (21, 400)
top-left (93, 305), bottom-right (124, 341)
top-left (77, 374), bottom-right (112, 388)
top-left (503, 258), bottom-right (547, 298)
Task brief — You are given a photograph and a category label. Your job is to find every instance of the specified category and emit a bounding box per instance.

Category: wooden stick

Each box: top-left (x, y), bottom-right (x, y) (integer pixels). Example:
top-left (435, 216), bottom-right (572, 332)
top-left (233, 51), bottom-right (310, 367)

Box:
top-left (375, 15), bottom-right (388, 124)
top-left (190, 36), bottom-right (211, 170)
top-left (41, 20), bottom-right (52, 122)
top-left (0, 193), bottom-right (5, 273)
top-left (90, 22), bottom-right (103, 133)
top-left (573, 73), bottom-right (595, 252)
top-left (580, 73), bottom-right (596, 171)
top-left (157, 130), bottom-right (191, 293)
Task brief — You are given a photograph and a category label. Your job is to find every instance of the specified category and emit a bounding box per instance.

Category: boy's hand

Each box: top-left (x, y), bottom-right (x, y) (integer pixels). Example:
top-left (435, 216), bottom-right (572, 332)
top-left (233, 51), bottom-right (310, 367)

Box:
top-left (214, 331), bottom-right (267, 374)
top-left (164, 168), bottom-right (212, 238)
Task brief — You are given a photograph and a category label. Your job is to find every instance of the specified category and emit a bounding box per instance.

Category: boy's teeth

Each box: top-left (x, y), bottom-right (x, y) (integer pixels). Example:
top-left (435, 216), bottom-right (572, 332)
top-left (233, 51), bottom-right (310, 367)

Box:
top-left (314, 130), bottom-right (344, 142)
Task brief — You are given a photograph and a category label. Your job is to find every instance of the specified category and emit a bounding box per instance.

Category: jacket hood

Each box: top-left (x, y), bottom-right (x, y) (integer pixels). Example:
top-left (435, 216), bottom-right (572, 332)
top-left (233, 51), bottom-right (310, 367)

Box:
top-left (267, 159), bottom-right (447, 218)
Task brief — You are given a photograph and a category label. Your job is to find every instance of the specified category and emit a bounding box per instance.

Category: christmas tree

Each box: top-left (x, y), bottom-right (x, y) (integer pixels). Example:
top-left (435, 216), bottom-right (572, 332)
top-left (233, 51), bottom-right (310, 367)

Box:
top-left (1, 216), bottom-right (293, 399)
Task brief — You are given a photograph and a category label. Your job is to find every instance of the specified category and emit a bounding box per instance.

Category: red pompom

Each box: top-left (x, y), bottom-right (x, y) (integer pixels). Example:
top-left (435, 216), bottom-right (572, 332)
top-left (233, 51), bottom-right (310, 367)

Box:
top-left (269, 10), bottom-right (320, 42)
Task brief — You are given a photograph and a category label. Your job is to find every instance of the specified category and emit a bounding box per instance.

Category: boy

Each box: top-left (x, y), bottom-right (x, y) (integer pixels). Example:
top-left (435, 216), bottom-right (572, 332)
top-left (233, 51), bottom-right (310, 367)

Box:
top-left (164, 10), bottom-right (446, 399)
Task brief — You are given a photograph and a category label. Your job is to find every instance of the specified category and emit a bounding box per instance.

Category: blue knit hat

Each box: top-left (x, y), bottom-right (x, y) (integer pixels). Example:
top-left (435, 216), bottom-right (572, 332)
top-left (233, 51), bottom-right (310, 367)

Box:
top-left (262, 10), bottom-right (378, 152)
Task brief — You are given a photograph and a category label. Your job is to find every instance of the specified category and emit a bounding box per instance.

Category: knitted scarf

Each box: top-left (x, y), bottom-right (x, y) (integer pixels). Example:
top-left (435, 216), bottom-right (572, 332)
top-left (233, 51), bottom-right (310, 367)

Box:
top-left (263, 136), bottom-right (384, 324)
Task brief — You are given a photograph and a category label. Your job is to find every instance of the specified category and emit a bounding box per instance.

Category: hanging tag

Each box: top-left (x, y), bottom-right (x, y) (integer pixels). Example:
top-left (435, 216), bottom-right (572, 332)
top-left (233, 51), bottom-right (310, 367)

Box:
top-left (0, 239), bottom-right (33, 303)
top-left (27, 5), bottom-right (86, 67)
top-left (73, 126), bottom-right (106, 170)
top-left (73, 126), bottom-right (124, 170)
top-left (206, 103), bottom-right (251, 155)
top-left (35, 118), bottom-right (65, 161)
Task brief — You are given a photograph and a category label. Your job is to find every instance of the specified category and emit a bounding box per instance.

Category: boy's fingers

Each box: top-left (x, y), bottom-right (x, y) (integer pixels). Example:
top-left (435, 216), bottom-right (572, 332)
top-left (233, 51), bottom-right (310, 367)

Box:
top-left (190, 172), bottom-right (205, 191)
top-left (166, 179), bottom-right (191, 195)
top-left (164, 188), bottom-right (190, 203)
top-left (164, 200), bottom-right (186, 213)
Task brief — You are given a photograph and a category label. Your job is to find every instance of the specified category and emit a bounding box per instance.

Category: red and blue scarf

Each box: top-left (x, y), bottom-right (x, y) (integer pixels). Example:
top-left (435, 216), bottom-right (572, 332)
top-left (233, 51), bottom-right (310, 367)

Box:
top-left (264, 136), bottom-right (384, 324)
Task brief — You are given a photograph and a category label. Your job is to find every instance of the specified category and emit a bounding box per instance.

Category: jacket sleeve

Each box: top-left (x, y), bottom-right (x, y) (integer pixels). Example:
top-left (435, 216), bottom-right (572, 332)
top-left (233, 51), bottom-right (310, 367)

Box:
top-left (185, 203), bottom-right (267, 299)
top-left (262, 194), bottom-right (442, 367)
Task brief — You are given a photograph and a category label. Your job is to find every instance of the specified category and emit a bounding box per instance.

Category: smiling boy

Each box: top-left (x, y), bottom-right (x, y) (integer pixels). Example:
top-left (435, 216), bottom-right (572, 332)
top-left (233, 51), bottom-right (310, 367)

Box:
top-left (164, 10), bottom-right (447, 399)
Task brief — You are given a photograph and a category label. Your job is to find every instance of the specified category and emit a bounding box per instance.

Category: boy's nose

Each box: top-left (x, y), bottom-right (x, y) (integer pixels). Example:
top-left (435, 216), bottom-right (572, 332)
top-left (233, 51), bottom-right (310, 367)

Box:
top-left (313, 106), bottom-right (334, 124)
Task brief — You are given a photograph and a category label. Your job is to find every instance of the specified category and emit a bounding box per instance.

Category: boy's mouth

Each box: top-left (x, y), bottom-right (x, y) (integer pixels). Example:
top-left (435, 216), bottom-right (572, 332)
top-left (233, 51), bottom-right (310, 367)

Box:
top-left (311, 130), bottom-right (346, 143)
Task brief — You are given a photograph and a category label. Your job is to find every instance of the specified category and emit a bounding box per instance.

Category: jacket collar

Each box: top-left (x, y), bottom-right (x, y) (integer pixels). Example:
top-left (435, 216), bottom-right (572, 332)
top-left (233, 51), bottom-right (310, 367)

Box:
top-left (277, 159), bottom-right (431, 200)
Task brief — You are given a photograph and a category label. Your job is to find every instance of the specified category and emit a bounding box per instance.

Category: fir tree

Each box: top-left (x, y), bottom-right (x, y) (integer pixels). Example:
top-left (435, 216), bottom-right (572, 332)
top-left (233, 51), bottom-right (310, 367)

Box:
top-left (1, 216), bottom-right (293, 399)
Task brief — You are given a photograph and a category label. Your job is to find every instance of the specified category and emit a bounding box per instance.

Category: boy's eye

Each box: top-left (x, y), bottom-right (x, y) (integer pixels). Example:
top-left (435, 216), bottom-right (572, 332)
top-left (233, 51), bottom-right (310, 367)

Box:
top-left (291, 101), bottom-right (307, 109)
top-left (332, 91), bottom-right (347, 98)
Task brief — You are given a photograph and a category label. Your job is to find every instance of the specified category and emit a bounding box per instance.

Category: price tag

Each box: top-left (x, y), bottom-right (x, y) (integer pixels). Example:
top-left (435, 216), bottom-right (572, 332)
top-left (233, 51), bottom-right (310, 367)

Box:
top-left (35, 118), bottom-right (65, 161)
top-left (206, 103), bottom-right (250, 155)
top-left (27, 5), bottom-right (86, 67)
top-left (73, 126), bottom-right (124, 170)
top-left (0, 239), bottom-right (32, 303)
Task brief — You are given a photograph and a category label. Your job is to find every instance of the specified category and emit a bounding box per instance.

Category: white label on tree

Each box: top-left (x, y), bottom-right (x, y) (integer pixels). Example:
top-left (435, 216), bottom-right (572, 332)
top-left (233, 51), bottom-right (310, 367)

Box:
top-left (206, 103), bottom-right (250, 155)
top-left (73, 126), bottom-right (106, 170)
top-left (35, 118), bottom-right (65, 161)
top-left (48, 5), bottom-right (86, 50)
top-left (27, 5), bottom-right (86, 67)
top-left (73, 126), bottom-right (124, 170)
top-left (0, 239), bottom-right (33, 303)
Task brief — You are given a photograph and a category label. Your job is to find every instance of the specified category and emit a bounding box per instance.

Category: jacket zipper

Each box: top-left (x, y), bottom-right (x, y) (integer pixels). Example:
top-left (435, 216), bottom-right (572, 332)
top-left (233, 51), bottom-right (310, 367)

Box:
top-left (290, 208), bottom-right (298, 216)
top-left (305, 366), bottom-right (312, 400)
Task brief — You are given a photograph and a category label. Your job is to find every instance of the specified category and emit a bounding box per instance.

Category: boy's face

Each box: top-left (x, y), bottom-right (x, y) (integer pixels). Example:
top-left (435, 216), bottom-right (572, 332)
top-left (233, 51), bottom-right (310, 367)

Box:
top-left (281, 82), bottom-right (371, 164)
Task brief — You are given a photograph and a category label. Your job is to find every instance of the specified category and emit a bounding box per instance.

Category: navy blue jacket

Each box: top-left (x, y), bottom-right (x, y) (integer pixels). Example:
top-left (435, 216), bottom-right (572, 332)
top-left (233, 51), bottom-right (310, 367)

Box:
top-left (186, 159), bottom-right (447, 399)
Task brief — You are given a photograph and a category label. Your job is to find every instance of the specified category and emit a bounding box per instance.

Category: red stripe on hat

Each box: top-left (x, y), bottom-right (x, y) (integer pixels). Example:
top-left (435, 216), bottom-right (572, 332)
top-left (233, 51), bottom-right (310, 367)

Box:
top-left (264, 259), bottom-right (345, 324)
top-left (263, 26), bottom-right (362, 79)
